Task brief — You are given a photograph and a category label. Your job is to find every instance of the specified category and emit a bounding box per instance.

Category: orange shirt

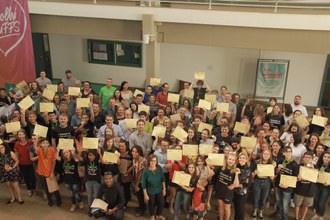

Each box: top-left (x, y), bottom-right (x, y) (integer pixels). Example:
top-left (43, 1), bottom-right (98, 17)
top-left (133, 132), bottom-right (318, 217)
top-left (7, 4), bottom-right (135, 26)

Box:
top-left (36, 147), bottom-right (56, 177)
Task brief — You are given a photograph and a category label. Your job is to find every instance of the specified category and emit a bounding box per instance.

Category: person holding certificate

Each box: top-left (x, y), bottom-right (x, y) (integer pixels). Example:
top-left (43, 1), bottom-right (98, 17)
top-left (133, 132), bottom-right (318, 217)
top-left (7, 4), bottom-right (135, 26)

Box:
top-left (312, 152), bottom-right (330, 220)
top-left (307, 107), bottom-right (326, 136)
top-left (250, 149), bottom-right (274, 220)
top-left (101, 138), bottom-right (120, 182)
top-left (271, 146), bottom-right (299, 220)
top-left (293, 152), bottom-right (315, 220)
top-left (189, 79), bottom-right (210, 105)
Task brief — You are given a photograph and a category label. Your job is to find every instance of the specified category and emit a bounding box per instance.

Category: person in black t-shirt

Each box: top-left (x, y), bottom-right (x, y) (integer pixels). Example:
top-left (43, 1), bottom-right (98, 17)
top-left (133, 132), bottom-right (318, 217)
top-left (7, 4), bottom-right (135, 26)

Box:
top-left (189, 79), bottom-right (211, 105)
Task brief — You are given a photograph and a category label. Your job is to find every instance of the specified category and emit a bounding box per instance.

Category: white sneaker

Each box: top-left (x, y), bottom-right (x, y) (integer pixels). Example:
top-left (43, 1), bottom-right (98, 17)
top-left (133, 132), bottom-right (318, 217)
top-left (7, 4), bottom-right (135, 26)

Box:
top-left (27, 190), bottom-right (32, 197)
top-left (70, 204), bottom-right (77, 212)
top-left (311, 214), bottom-right (319, 220)
top-left (290, 199), bottom-right (295, 208)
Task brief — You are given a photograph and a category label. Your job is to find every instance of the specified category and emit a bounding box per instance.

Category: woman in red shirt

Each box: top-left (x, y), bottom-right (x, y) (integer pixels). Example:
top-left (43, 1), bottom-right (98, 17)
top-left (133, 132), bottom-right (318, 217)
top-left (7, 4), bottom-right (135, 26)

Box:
top-left (14, 129), bottom-right (36, 196)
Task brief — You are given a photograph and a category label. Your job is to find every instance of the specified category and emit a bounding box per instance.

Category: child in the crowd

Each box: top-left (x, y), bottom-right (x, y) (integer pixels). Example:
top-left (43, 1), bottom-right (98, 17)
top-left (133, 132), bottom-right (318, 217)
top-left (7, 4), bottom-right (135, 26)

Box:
top-left (191, 177), bottom-right (208, 220)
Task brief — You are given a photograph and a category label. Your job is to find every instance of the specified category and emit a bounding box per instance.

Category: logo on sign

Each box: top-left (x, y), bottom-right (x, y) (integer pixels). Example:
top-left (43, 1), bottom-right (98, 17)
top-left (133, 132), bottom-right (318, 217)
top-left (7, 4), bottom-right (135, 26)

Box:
top-left (0, 0), bottom-right (27, 57)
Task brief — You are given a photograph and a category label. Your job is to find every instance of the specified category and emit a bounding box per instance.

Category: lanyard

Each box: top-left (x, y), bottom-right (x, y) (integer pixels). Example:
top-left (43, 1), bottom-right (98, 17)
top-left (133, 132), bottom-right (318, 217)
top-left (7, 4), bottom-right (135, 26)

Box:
top-left (282, 159), bottom-right (292, 168)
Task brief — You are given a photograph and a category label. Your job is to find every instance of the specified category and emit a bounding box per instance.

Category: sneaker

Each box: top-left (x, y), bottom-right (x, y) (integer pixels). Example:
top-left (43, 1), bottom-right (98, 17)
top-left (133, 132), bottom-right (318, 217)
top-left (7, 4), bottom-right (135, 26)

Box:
top-left (78, 202), bottom-right (84, 209)
top-left (155, 215), bottom-right (166, 220)
top-left (311, 214), bottom-right (318, 220)
top-left (43, 193), bottom-right (48, 201)
top-left (18, 200), bottom-right (24, 205)
top-left (7, 198), bottom-right (15, 205)
top-left (70, 204), bottom-right (77, 212)
top-left (252, 210), bottom-right (257, 219)
top-left (27, 190), bottom-right (32, 197)
top-left (257, 212), bottom-right (264, 220)
top-left (290, 199), bottom-right (295, 208)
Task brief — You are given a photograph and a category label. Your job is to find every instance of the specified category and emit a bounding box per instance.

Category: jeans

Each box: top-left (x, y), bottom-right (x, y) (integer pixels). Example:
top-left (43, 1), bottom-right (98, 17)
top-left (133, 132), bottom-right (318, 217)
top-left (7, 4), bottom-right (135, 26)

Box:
top-left (253, 178), bottom-right (271, 210)
top-left (19, 164), bottom-right (36, 190)
top-left (148, 192), bottom-right (164, 216)
top-left (233, 193), bottom-right (247, 220)
top-left (275, 187), bottom-right (291, 220)
top-left (85, 180), bottom-right (100, 207)
top-left (314, 184), bottom-right (330, 217)
top-left (65, 183), bottom-right (82, 205)
top-left (106, 209), bottom-right (124, 220)
top-left (174, 190), bottom-right (192, 219)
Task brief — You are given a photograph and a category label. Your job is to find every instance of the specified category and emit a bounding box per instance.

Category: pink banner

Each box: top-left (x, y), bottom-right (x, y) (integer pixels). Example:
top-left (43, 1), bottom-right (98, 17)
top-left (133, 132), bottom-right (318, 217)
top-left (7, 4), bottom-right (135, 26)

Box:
top-left (0, 0), bottom-right (35, 87)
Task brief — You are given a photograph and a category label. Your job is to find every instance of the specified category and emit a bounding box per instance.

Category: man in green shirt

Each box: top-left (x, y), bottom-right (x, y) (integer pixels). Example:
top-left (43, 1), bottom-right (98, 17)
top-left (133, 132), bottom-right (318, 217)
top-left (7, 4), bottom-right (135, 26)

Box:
top-left (99, 78), bottom-right (116, 110)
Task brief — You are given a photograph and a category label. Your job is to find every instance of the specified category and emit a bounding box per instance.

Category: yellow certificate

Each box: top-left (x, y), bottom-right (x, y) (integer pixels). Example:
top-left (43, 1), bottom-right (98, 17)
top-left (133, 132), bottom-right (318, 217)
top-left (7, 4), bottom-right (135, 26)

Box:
top-left (77, 98), bottom-right (90, 108)
top-left (58, 139), bottom-right (74, 150)
top-left (299, 166), bottom-right (318, 183)
top-left (234, 122), bottom-right (250, 134)
top-left (173, 127), bottom-right (188, 142)
top-left (91, 199), bottom-right (108, 211)
top-left (134, 89), bottom-right (144, 97)
top-left (208, 153), bottom-right (225, 166)
top-left (295, 115), bottom-right (309, 128)
top-left (172, 171), bottom-right (191, 186)
top-left (16, 80), bottom-right (28, 90)
top-left (198, 122), bottom-right (213, 133)
top-left (182, 144), bottom-right (198, 156)
top-left (126, 119), bottom-right (138, 129)
top-left (18, 95), bottom-right (34, 110)
top-left (150, 78), bottom-right (161, 86)
top-left (321, 139), bottom-right (330, 147)
top-left (267, 107), bottom-right (273, 114)
top-left (5, 121), bottom-right (21, 133)
top-left (199, 144), bottom-right (213, 155)
top-left (167, 93), bottom-right (180, 103)
top-left (0, 139), bottom-right (3, 145)
top-left (198, 99), bottom-right (211, 110)
top-left (170, 114), bottom-right (181, 125)
top-left (216, 102), bottom-right (229, 113)
top-left (68, 87), bottom-right (80, 96)
top-left (46, 84), bottom-right (58, 92)
top-left (33, 124), bottom-right (48, 138)
top-left (40, 103), bottom-right (54, 113)
top-left (152, 126), bottom-right (166, 138)
top-left (83, 137), bottom-right (99, 149)
top-left (167, 149), bottom-right (182, 161)
top-left (194, 72), bottom-right (205, 80)
top-left (280, 174), bottom-right (297, 188)
top-left (241, 136), bottom-right (257, 148)
top-left (204, 94), bottom-right (216, 103)
top-left (183, 89), bottom-right (194, 99)
top-left (317, 171), bottom-right (330, 184)
top-left (312, 115), bottom-right (328, 127)
top-left (257, 164), bottom-right (275, 177)
top-left (138, 105), bottom-right (150, 113)
top-left (42, 88), bottom-right (55, 101)
top-left (103, 152), bottom-right (119, 164)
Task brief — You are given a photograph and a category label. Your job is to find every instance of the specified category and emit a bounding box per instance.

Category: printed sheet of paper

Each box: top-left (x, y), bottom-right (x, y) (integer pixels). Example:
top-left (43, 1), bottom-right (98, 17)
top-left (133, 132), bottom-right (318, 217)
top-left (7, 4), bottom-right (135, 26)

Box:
top-left (68, 87), bottom-right (80, 96)
top-left (18, 95), bottom-right (34, 110)
top-left (194, 72), bottom-right (205, 80)
top-left (42, 88), bottom-right (55, 101)
top-left (299, 166), bottom-right (318, 183)
top-left (198, 122), bottom-right (213, 133)
top-left (134, 89), bottom-right (144, 97)
top-left (312, 115), bottom-right (328, 127)
top-left (167, 93), bottom-right (180, 103)
top-left (172, 171), bottom-right (191, 186)
top-left (33, 124), bottom-right (48, 138)
top-left (257, 164), bottom-right (275, 177)
top-left (46, 177), bottom-right (59, 193)
top-left (182, 144), bottom-right (198, 156)
top-left (208, 153), bottom-right (225, 166)
top-left (152, 126), bottom-right (166, 138)
top-left (103, 152), bottom-right (119, 164)
top-left (198, 99), bottom-right (211, 110)
top-left (46, 84), bottom-right (58, 92)
top-left (138, 105), bottom-right (150, 113)
top-left (234, 122), bottom-right (250, 134)
top-left (77, 98), bottom-right (90, 108)
top-left (126, 119), bottom-right (138, 129)
top-left (150, 78), bottom-right (161, 86)
top-left (240, 136), bottom-right (257, 148)
top-left (216, 102), bottom-right (229, 113)
top-left (16, 80), bottom-right (28, 90)
top-left (40, 103), bottom-right (54, 113)
top-left (280, 174), bottom-right (297, 188)
top-left (267, 107), bottom-right (273, 114)
top-left (91, 199), bottom-right (108, 211)
top-left (183, 89), bottom-right (194, 99)
top-left (0, 139), bottom-right (3, 145)
top-left (170, 114), bottom-right (181, 125)
top-left (321, 139), bottom-right (330, 147)
top-left (199, 144), bottom-right (213, 155)
top-left (172, 127), bottom-right (188, 142)
top-left (317, 171), bottom-right (330, 184)
top-left (167, 149), bottom-right (182, 161)
top-left (58, 139), bottom-right (74, 150)
top-left (5, 121), bottom-right (21, 133)
top-left (204, 94), bottom-right (216, 103)
top-left (83, 137), bottom-right (99, 149)
top-left (295, 115), bottom-right (309, 128)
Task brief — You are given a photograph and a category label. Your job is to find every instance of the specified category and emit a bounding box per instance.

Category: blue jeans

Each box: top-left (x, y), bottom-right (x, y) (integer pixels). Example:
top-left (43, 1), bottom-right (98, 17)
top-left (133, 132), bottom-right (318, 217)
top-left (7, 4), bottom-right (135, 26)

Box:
top-left (253, 178), bottom-right (271, 210)
top-left (86, 181), bottom-right (100, 207)
top-left (65, 183), bottom-right (82, 205)
top-left (275, 187), bottom-right (291, 220)
top-left (174, 190), bottom-right (192, 220)
top-left (314, 184), bottom-right (330, 217)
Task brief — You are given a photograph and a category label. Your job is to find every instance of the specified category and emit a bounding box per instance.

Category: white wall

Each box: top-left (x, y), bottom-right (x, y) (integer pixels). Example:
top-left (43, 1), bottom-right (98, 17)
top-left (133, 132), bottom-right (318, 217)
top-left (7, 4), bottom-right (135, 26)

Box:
top-left (49, 34), bottom-right (147, 88)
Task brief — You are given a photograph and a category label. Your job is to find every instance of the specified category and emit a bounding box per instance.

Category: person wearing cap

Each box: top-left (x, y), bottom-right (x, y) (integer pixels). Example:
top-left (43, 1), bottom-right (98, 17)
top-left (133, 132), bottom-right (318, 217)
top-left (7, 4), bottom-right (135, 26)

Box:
top-left (61, 70), bottom-right (77, 92)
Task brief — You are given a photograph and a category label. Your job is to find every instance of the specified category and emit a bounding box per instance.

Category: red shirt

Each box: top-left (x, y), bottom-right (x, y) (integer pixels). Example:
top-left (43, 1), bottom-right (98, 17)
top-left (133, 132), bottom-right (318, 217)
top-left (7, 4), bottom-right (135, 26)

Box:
top-left (156, 92), bottom-right (168, 106)
top-left (14, 140), bottom-right (33, 165)
top-left (192, 188), bottom-right (206, 211)
top-left (168, 156), bottom-right (188, 180)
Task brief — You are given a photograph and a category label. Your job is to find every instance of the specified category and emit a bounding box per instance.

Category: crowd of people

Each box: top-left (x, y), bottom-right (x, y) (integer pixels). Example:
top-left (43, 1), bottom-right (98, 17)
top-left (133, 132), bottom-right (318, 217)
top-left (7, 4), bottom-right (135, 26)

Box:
top-left (0, 69), bottom-right (329, 220)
